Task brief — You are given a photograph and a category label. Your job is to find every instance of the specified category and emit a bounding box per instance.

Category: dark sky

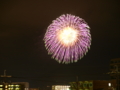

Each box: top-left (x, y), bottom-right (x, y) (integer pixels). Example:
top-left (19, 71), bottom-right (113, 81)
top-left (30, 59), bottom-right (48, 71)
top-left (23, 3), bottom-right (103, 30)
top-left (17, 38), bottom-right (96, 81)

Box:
top-left (0, 0), bottom-right (120, 88)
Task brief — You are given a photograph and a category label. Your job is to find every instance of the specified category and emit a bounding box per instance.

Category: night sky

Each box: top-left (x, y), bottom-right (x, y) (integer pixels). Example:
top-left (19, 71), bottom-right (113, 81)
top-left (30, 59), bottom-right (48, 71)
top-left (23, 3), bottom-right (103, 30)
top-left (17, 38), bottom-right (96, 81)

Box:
top-left (0, 0), bottom-right (120, 88)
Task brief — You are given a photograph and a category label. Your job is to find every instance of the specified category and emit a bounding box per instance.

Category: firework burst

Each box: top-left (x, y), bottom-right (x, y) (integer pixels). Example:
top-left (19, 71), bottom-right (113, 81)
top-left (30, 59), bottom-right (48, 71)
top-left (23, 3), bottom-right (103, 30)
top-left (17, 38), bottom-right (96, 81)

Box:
top-left (44, 14), bottom-right (91, 64)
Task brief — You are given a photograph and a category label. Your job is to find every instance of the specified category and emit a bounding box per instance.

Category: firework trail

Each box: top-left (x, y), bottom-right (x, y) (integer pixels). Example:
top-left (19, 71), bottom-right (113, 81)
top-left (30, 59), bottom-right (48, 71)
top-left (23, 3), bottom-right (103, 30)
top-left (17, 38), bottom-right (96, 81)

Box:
top-left (44, 14), bottom-right (91, 64)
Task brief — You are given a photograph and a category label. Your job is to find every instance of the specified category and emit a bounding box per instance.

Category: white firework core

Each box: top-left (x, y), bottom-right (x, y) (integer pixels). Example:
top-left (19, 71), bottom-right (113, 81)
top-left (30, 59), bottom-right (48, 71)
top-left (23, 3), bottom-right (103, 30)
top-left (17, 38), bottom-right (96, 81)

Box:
top-left (57, 27), bottom-right (78, 46)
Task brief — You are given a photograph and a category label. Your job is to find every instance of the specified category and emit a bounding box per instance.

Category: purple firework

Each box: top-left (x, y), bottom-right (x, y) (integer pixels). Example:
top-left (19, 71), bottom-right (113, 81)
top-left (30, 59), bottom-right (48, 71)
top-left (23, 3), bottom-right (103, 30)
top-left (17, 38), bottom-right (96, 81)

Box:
top-left (44, 14), bottom-right (91, 64)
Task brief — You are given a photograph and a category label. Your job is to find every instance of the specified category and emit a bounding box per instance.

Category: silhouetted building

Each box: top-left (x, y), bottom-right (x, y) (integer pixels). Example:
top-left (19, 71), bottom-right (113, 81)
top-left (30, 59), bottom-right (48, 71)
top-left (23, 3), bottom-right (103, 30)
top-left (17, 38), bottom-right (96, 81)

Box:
top-left (0, 82), bottom-right (29, 90)
top-left (0, 70), bottom-right (29, 90)
top-left (110, 58), bottom-right (120, 79)
top-left (109, 58), bottom-right (120, 90)
top-left (70, 80), bottom-right (116, 90)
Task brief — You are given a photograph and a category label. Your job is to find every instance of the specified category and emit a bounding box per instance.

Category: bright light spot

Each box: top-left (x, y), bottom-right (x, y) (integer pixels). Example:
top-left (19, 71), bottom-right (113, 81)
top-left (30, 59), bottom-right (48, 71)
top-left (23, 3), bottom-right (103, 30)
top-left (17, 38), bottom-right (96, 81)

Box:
top-left (108, 83), bottom-right (111, 87)
top-left (58, 27), bottom-right (78, 46)
top-left (53, 85), bottom-right (70, 90)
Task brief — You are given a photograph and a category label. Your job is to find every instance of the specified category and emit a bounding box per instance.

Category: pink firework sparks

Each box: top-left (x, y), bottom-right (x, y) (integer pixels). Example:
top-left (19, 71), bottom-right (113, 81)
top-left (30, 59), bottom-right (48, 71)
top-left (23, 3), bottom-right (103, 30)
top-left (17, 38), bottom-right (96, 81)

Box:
top-left (44, 14), bottom-right (91, 64)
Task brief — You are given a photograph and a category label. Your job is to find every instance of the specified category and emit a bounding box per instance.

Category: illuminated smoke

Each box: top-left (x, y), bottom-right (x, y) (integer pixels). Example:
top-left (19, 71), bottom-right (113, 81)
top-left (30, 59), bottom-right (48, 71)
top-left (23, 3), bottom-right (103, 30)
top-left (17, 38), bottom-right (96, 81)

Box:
top-left (44, 14), bottom-right (91, 64)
